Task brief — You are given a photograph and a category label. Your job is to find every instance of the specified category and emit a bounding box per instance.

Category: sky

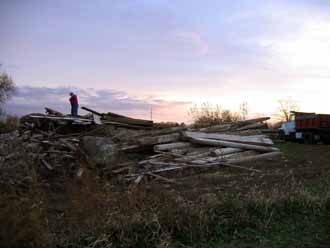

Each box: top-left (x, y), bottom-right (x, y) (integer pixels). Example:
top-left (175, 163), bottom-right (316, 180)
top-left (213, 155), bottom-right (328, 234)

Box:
top-left (1, 0), bottom-right (330, 122)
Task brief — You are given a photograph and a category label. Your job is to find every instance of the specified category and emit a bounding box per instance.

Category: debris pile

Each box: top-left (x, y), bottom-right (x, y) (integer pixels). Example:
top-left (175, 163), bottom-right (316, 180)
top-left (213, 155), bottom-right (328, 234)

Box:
top-left (1, 107), bottom-right (280, 186)
top-left (114, 117), bottom-right (281, 184)
top-left (20, 106), bottom-right (154, 135)
top-left (0, 129), bottom-right (81, 188)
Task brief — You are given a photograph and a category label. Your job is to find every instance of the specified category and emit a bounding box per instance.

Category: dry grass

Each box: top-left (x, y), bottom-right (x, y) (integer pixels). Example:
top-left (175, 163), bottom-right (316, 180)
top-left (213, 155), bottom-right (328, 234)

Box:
top-left (50, 178), bottom-right (330, 248)
top-left (1, 173), bottom-right (330, 248)
top-left (0, 115), bottom-right (19, 133)
top-left (1, 141), bottom-right (330, 248)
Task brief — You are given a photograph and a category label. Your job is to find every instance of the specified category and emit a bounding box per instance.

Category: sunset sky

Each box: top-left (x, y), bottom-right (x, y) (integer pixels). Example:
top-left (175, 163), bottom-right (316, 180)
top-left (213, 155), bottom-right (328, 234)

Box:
top-left (1, 0), bottom-right (330, 122)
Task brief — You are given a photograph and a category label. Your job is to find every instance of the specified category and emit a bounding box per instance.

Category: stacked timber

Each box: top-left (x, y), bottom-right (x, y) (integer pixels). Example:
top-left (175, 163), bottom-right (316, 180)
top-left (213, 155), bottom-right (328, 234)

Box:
top-left (18, 109), bottom-right (280, 185)
top-left (20, 106), bottom-right (154, 133)
top-left (114, 117), bottom-right (282, 184)
top-left (81, 106), bottom-right (153, 128)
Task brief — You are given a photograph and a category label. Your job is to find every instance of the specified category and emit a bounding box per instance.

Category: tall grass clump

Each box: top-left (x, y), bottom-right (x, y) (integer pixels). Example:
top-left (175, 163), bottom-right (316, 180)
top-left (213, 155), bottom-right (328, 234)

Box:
top-left (53, 179), bottom-right (330, 248)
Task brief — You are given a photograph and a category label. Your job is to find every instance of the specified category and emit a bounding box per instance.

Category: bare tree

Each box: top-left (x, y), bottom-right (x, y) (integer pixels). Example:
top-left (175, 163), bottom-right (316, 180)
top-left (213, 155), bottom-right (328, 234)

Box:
top-left (0, 69), bottom-right (16, 116)
top-left (239, 101), bottom-right (248, 120)
top-left (0, 73), bottom-right (16, 104)
top-left (188, 102), bottom-right (241, 128)
top-left (278, 97), bottom-right (299, 122)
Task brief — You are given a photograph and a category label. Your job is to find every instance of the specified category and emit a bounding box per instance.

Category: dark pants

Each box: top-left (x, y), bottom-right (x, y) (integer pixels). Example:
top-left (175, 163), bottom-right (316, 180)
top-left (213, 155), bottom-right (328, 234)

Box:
top-left (71, 104), bottom-right (78, 116)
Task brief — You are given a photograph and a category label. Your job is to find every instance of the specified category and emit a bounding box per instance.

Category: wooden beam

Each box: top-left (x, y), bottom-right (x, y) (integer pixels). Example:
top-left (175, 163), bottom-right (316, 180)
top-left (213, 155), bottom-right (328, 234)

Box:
top-left (81, 106), bottom-right (103, 116)
top-left (45, 107), bottom-right (64, 116)
top-left (186, 136), bottom-right (279, 152)
top-left (102, 120), bottom-right (151, 129)
top-left (183, 131), bottom-right (273, 146)
top-left (102, 115), bottom-right (153, 127)
top-left (154, 142), bottom-right (192, 151)
top-left (237, 122), bottom-right (267, 131)
top-left (134, 126), bottom-right (186, 138)
top-left (174, 151), bottom-right (212, 162)
top-left (82, 106), bottom-right (153, 127)
top-left (237, 117), bottom-right (270, 125)
top-left (226, 151), bottom-right (282, 164)
top-left (212, 148), bottom-right (243, 156)
top-left (138, 133), bottom-right (181, 146)
top-left (190, 151), bottom-right (257, 164)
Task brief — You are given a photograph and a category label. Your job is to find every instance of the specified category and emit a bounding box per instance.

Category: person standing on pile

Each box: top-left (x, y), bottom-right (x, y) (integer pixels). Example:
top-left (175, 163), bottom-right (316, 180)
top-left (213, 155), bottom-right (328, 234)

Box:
top-left (69, 92), bottom-right (79, 116)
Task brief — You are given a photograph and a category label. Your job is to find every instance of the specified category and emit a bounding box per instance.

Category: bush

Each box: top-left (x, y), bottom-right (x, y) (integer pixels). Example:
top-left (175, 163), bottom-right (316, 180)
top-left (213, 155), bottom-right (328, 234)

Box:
top-left (188, 103), bottom-right (241, 128)
top-left (0, 191), bottom-right (49, 248)
top-left (0, 115), bottom-right (19, 133)
top-left (0, 72), bottom-right (16, 104)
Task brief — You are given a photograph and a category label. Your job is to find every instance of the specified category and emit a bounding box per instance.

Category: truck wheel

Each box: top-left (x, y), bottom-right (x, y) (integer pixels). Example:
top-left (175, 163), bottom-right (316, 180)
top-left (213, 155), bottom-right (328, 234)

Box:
top-left (278, 130), bottom-right (285, 140)
top-left (303, 132), bottom-right (315, 144)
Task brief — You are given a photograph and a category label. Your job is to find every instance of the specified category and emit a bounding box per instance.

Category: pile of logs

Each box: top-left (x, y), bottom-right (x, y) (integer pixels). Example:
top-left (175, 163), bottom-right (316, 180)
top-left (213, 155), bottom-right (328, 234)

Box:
top-left (81, 106), bottom-right (153, 129)
top-left (10, 106), bottom-right (280, 186)
top-left (114, 118), bottom-right (281, 184)
top-left (20, 106), bottom-right (154, 134)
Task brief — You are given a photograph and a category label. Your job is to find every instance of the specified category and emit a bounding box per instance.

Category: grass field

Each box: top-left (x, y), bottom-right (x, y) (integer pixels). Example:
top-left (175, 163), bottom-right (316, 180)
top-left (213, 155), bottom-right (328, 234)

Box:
top-left (1, 142), bottom-right (330, 247)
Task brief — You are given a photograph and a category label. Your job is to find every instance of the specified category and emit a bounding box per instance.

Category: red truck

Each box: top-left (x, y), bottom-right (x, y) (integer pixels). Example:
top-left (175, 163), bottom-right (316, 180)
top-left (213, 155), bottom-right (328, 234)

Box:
top-left (279, 111), bottom-right (330, 144)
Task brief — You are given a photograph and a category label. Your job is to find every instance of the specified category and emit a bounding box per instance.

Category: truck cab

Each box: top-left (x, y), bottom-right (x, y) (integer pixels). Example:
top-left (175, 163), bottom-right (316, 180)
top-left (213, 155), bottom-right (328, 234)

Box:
top-left (279, 111), bottom-right (330, 144)
top-left (279, 121), bottom-right (296, 141)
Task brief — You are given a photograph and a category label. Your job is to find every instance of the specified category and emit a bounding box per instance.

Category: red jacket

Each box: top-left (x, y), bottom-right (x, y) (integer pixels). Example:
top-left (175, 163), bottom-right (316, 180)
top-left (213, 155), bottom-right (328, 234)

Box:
top-left (70, 94), bottom-right (78, 105)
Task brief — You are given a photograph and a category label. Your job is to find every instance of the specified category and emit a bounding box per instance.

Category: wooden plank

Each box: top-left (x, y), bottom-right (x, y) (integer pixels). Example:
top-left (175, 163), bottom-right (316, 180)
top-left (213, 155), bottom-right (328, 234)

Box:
top-left (59, 139), bottom-right (77, 151)
top-left (187, 137), bottom-right (279, 152)
top-left (212, 148), bottom-right (243, 156)
top-left (92, 114), bottom-right (102, 125)
top-left (81, 106), bottom-right (103, 116)
top-left (82, 106), bottom-right (153, 127)
top-left (174, 151), bottom-right (211, 162)
top-left (237, 122), bottom-right (267, 131)
top-left (138, 133), bottom-right (181, 146)
top-left (112, 166), bottom-right (131, 174)
top-left (28, 115), bottom-right (93, 123)
top-left (183, 131), bottom-right (273, 146)
top-left (76, 168), bottom-right (84, 177)
top-left (190, 151), bottom-right (257, 164)
top-left (45, 107), bottom-right (64, 116)
top-left (134, 126), bottom-right (186, 138)
top-left (154, 142), bottom-right (192, 151)
top-left (134, 175), bottom-right (144, 184)
top-left (237, 117), bottom-right (270, 125)
top-left (41, 159), bottom-right (53, 170)
top-left (226, 151), bottom-right (282, 164)
top-left (120, 144), bottom-right (140, 151)
top-left (102, 120), bottom-right (150, 129)
top-left (103, 115), bottom-right (153, 127)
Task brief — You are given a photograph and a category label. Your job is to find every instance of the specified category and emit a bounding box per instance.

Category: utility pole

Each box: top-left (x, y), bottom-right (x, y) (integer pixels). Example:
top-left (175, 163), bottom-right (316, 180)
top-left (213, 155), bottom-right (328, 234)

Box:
top-left (150, 106), bottom-right (153, 121)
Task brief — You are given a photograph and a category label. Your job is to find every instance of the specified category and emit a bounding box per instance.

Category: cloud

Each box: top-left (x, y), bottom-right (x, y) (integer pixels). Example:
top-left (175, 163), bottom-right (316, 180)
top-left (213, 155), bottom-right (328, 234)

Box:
top-left (3, 86), bottom-right (192, 122)
top-left (2, 0), bottom-right (330, 119)
top-left (174, 31), bottom-right (209, 56)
